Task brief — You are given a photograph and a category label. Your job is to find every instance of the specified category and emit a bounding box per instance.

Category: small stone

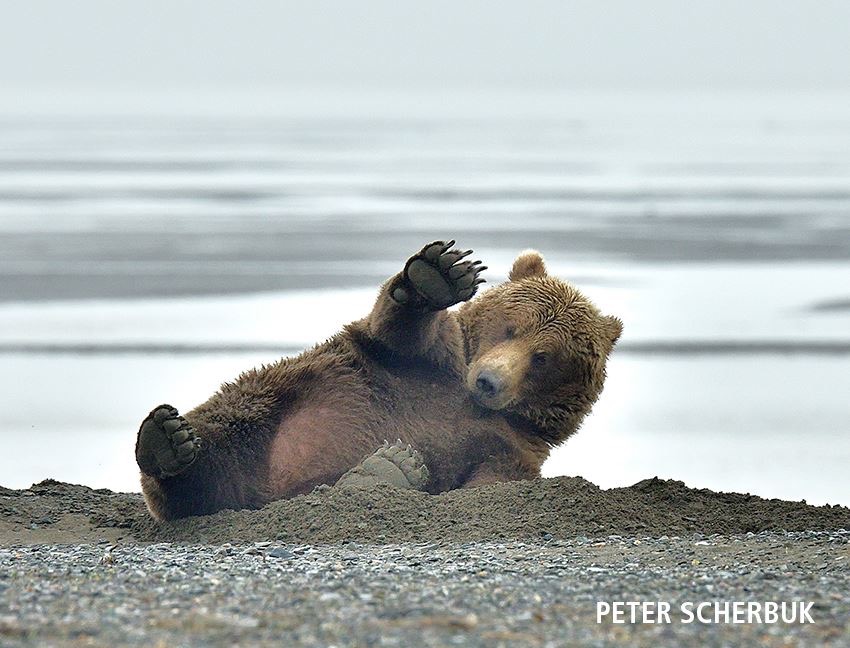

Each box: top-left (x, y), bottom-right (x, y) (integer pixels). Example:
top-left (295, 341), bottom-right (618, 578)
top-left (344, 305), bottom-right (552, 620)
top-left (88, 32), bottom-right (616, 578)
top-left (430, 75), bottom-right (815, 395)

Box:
top-left (268, 547), bottom-right (294, 559)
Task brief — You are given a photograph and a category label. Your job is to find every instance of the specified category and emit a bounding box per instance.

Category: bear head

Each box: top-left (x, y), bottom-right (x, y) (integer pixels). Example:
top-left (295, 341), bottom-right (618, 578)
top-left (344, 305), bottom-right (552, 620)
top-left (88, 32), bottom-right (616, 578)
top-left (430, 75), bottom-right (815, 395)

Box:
top-left (457, 250), bottom-right (622, 446)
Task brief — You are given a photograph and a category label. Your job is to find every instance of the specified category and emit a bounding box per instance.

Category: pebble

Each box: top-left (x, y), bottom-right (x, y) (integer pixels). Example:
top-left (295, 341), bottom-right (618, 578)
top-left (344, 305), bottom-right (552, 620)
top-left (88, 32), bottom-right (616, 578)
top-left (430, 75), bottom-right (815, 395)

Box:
top-left (268, 547), bottom-right (294, 559)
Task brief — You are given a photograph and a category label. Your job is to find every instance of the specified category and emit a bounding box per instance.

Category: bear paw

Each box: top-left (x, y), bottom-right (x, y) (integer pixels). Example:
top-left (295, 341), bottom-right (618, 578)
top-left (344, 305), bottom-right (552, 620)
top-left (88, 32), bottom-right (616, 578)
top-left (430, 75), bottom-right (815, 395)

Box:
top-left (135, 404), bottom-right (202, 479)
top-left (335, 441), bottom-right (430, 491)
top-left (393, 240), bottom-right (486, 310)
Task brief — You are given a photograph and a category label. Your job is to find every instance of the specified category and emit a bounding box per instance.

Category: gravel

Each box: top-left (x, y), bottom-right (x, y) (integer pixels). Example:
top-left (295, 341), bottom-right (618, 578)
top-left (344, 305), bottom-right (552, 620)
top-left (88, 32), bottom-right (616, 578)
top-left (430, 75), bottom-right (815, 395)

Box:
top-left (1, 532), bottom-right (848, 647)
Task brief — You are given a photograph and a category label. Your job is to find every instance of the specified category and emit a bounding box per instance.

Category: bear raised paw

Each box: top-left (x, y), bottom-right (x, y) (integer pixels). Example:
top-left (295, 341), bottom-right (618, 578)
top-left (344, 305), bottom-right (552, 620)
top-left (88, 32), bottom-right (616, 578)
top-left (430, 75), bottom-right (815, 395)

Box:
top-left (136, 240), bottom-right (622, 520)
top-left (391, 240), bottom-right (486, 310)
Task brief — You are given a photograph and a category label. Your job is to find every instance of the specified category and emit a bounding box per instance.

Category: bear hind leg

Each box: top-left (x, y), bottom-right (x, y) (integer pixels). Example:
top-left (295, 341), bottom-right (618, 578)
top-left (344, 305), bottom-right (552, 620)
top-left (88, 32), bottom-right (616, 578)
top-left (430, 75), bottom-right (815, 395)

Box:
top-left (335, 441), bottom-right (429, 491)
top-left (136, 404), bottom-right (201, 479)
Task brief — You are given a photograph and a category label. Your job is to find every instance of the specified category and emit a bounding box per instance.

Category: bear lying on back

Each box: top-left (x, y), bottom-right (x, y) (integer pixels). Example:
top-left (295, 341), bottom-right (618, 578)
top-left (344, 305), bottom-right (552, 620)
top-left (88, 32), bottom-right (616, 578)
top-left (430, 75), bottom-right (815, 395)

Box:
top-left (135, 241), bottom-right (622, 520)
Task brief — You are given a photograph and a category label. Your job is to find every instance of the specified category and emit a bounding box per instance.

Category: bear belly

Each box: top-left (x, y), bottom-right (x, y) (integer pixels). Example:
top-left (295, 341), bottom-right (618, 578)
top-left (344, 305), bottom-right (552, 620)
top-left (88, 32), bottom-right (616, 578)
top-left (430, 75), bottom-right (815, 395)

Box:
top-left (266, 402), bottom-right (382, 499)
top-left (264, 367), bottom-right (471, 499)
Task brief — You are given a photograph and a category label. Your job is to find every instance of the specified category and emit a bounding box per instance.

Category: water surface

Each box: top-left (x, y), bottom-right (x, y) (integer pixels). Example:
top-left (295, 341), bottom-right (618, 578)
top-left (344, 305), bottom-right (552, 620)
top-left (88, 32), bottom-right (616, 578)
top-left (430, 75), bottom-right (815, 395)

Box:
top-left (1, 90), bottom-right (848, 505)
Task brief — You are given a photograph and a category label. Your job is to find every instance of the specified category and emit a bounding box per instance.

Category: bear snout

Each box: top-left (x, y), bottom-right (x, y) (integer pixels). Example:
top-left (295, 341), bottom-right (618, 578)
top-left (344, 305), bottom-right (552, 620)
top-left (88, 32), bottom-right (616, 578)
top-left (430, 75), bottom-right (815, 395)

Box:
top-left (467, 344), bottom-right (528, 409)
top-left (469, 364), bottom-right (518, 409)
top-left (475, 369), bottom-right (504, 399)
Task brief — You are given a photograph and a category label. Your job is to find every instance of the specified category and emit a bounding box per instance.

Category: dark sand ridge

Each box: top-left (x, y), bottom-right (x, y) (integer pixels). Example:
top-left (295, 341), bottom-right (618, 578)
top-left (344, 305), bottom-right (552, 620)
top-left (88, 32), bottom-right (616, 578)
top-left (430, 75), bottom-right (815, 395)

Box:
top-left (5, 217), bottom-right (850, 303)
top-left (1, 477), bottom-right (848, 546)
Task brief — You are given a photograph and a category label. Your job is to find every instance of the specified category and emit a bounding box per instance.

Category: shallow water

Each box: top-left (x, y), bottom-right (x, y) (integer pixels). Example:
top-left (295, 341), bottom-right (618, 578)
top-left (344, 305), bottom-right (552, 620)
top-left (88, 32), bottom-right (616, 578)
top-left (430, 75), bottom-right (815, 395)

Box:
top-left (0, 90), bottom-right (848, 505)
top-left (1, 265), bottom-right (848, 505)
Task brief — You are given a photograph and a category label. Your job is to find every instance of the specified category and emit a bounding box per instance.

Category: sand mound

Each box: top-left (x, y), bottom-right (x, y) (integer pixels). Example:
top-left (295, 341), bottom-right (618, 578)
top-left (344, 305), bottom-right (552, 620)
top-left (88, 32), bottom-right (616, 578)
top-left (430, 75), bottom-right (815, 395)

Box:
top-left (1, 477), bottom-right (848, 546)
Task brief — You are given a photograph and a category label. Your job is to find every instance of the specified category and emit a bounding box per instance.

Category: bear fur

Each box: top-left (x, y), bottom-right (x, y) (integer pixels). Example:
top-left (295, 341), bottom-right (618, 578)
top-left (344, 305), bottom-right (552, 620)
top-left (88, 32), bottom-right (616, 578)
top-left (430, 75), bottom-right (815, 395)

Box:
top-left (136, 241), bottom-right (622, 520)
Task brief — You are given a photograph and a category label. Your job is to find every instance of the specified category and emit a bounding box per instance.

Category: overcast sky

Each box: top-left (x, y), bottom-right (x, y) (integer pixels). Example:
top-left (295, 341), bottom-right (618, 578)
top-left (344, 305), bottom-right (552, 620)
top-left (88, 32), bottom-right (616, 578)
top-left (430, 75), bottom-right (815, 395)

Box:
top-left (2, 0), bottom-right (850, 92)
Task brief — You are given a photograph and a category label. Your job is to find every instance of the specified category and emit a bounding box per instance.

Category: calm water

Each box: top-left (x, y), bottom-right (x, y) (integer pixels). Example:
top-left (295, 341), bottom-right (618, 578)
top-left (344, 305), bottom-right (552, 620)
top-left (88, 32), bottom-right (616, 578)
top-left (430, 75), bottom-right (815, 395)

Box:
top-left (1, 90), bottom-right (848, 504)
top-left (2, 351), bottom-right (847, 506)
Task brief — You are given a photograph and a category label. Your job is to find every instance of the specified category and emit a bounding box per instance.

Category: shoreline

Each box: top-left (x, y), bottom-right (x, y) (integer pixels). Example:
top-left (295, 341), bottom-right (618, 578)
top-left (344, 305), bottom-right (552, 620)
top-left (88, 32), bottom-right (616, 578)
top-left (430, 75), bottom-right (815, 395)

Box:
top-left (3, 339), bottom-right (850, 356)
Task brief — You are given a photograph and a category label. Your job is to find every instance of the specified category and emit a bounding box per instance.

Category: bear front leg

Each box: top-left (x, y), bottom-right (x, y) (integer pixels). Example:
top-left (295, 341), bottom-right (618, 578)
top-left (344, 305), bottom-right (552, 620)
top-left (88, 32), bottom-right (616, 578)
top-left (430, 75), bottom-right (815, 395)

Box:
top-left (364, 240), bottom-right (486, 372)
top-left (393, 239), bottom-right (486, 310)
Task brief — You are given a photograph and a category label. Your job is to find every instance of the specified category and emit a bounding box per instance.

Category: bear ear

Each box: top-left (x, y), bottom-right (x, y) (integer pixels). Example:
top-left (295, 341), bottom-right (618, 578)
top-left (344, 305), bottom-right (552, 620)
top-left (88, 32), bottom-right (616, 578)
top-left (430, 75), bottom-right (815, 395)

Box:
top-left (601, 315), bottom-right (623, 347)
top-left (509, 250), bottom-right (547, 281)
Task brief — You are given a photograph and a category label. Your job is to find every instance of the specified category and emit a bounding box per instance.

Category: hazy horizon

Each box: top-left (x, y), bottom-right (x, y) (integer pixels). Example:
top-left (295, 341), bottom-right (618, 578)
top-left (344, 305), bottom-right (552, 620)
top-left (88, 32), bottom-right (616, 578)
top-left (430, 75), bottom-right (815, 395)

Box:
top-left (3, 1), bottom-right (850, 94)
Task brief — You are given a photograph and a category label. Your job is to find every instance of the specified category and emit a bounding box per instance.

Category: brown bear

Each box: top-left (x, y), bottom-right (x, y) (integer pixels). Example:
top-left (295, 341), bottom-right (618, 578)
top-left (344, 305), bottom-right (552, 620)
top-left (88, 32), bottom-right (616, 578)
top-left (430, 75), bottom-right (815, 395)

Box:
top-left (135, 240), bottom-right (622, 520)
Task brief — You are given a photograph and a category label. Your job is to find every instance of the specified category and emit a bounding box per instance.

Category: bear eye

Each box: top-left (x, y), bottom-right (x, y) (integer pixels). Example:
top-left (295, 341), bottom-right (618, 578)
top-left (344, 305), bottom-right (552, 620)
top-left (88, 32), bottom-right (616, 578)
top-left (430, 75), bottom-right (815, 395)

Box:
top-left (505, 326), bottom-right (516, 340)
top-left (531, 351), bottom-right (547, 368)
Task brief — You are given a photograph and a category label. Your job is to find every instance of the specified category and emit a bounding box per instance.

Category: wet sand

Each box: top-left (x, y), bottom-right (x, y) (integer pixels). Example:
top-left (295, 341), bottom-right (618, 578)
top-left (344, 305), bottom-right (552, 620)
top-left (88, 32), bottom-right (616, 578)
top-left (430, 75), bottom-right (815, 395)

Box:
top-left (2, 476), bottom-right (848, 546)
top-left (4, 221), bottom-right (850, 303)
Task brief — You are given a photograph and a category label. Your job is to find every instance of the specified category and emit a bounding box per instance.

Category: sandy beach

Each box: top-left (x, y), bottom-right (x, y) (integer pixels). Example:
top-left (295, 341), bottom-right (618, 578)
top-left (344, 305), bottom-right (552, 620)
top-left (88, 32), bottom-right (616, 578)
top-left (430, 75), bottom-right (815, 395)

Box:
top-left (1, 477), bottom-right (849, 646)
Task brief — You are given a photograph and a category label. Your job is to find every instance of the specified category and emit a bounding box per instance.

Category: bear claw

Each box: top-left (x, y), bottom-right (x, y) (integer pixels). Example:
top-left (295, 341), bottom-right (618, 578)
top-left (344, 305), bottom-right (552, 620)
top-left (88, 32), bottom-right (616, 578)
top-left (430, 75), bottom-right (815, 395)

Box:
top-left (395, 240), bottom-right (486, 310)
top-left (136, 404), bottom-right (202, 479)
top-left (335, 441), bottom-right (430, 491)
